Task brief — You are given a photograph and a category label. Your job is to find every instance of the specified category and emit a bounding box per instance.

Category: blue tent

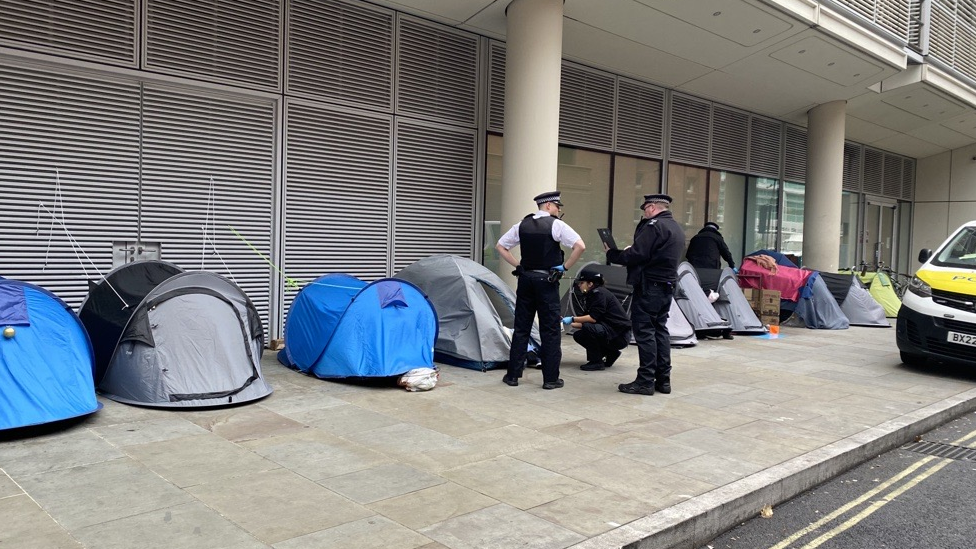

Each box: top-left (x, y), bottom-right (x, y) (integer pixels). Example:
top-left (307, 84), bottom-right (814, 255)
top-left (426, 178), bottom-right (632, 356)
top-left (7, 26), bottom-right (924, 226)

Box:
top-left (278, 274), bottom-right (438, 378)
top-left (0, 279), bottom-right (101, 430)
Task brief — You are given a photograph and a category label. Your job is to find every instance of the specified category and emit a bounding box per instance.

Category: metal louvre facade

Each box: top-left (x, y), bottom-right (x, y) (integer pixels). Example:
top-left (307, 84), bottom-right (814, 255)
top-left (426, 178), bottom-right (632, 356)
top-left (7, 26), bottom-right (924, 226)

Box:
top-left (0, 0), bottom-right (921, 339)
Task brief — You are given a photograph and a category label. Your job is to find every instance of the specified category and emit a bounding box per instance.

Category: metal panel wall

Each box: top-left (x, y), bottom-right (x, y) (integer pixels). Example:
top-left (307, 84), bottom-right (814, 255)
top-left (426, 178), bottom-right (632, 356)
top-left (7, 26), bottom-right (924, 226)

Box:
top-left (883, 152), bottom-right (904, 198)
top-left (287, 0), bottom-right (394, 112)
top-left (668, 93), bottom-right (711, 166)
top-left (393, 119), bottom-right (476, 271)
top-left (396, 16), bottom-right (478, 127)
top-left (710, 105), bottom-right (749, 173)
top-left (615, 78), bottom-right (664, 159)
top-left (140, 84), bottom-right (276, 327)
top-left (843, 142), bottom-right (862, 192)
top-left (902, 158), bottom-right (915, 200)
top-left (559, 62), bottom-right (615, 150)
top-left (863, 147), bottom-right (885, 194)
top-left (784, 125), bottom-right (808, 183)
top-left (0, 0), bottom-right (137, 65)
top-left (0, 63), bottom-right (141, 306)
top-left (748, 115), bottom-right (782, 178)
top-left (283, 99), bottom-right (392, 290)
top-left (487, 41), bottom-right (506, 132)
top-left (145, 0), bottom-right (281, 89)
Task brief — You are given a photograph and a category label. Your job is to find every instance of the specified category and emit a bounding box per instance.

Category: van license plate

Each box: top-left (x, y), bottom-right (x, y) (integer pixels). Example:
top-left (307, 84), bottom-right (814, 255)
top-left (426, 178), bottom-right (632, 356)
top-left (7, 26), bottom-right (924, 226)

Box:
top-left (947, 331), bottom-right (976, 346)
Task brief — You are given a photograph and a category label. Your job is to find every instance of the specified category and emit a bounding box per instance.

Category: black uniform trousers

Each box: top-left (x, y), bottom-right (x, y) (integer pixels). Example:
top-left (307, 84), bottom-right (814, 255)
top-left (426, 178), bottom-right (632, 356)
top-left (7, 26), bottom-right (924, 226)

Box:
top-left (572, 324), bottom-right (628, 363)
top-left (508, 271), bottom-right (562, 383)
top-left (630, 281), bottom-right (673, 387)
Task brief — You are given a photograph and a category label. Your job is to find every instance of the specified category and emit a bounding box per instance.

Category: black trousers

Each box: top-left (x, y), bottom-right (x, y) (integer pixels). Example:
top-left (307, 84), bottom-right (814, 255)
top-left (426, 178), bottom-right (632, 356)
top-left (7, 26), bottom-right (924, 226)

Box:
top-left (508, 272), bottom-right (562, 383)
top-left (630, 282), bottom-right (673, 386)
top-left (572, 323), bottom-right (628, 363)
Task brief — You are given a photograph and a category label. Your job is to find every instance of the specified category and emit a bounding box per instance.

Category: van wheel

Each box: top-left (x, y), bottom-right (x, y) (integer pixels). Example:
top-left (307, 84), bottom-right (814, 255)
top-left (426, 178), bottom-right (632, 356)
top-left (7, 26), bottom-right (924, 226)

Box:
top-left (900, 351), bottom-right (926, 367)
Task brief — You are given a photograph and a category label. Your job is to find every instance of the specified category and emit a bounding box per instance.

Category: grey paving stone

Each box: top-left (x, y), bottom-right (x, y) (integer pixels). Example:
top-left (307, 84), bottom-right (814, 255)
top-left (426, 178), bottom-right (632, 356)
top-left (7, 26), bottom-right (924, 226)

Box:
top-left (587, 431), bottom-right (706, 467)
top-left (288, 403), bottom-right (401, 436)
top-left (186, 468), bottom-right (372, 544)
top-left (242, 428), bottom-right (393, 481)
top-left (317, 463), bottom-right (446, 504)
top-left (125, 433), bottom-right (280, 488)
top-left (17, 458), bottom-right (192, 530)
top-left (73, 501), bottom-right (269, 549)
top-left (528, 487), bottom-right (653, 537)
top-left (0, 427), bottom-right (124, 476)
top-left (442, 456), bottom-right (592, 510)
top-left (92, 416), bottom-right (210, 447)
top-left (0, 470), bottom-right (22, 498)
top-left (562, 455), bottom-right (715, 508)
top-left (179, 405), bottom-right (308, 443)
top-left (367, 482), bottom-right (498, 530)
top-left (0, 494), bottom-right (82, 549)
top-left (275, 515), bottom-right (432, 549)
top-left (421, 503), bottom-right (586, 549)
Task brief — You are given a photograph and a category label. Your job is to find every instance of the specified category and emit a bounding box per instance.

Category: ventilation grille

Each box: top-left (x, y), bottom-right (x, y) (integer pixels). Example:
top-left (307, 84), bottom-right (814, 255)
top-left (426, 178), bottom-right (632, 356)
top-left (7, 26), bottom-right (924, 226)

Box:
top-left (902, 158), bottom-right (915, 200)
top-left (397, 17), bottom-right (478, 126)
top-left (393, 120), bottom-right (475, 271)
top-left (929, 0), bottom-right (976, 82)
top-left (284, 100), bottom-right (392, 297)
top-left (488, 41), bottom-right (506, 132)
top-left (0, 0), bottom-right (136, 64)
top-left (843, 142), bottom-right (862, 192)
top-left (784, 126), bottom-right (808, 183)
top-left (140, 84), bottom-right (275, 329)
top-left (0, 64), bottom-right (141, 307)
top-left (883, 153), bottom-right (904, 198)
top-left (559, 63), bottom-right (615, 150)
top-left (748, 116), bottom-right (782, 178)
top-left (669, 94), bottom-right (711, 166)
top-left (145, 0), bottom-right (280, 89)
top-left (903, 440), bottom-right (976, 461)
top-left (288, 0), bottom-right (394, 111)
top-left (710, 105), bottom-right (749, 173)
top-left (863, 148), bottom-right (885, 194)
top-left (615, 79), bottom-right (664, 158)
top-left (833, 0), bottom-right (911, 42)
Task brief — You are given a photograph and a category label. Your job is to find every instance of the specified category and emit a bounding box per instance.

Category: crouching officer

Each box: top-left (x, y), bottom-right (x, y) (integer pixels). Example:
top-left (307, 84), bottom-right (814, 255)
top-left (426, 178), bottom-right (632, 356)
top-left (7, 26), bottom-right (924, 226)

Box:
top-left (563, 270), bottom-right (631, 371)
top-left (496, 191), bottom-right (585, 390)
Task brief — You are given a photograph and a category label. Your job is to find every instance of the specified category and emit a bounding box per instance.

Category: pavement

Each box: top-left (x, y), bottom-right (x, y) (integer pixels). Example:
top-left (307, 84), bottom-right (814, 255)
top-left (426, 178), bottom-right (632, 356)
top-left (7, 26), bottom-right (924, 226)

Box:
top-left (3, 323), bottom-right (976, 549)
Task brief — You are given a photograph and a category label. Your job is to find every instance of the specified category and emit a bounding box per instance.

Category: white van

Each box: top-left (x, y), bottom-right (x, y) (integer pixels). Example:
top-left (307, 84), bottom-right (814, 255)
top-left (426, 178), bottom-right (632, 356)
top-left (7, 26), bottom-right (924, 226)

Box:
top-left (897, 221), bottom-right (976, 366)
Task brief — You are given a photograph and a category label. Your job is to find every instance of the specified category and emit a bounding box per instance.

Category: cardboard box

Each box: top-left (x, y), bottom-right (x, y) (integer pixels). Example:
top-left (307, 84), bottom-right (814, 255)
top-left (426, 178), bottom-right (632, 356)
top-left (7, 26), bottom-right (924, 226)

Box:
top-left (741, 288), bottom-right (757, 301)
top-left (760, 290), bottom-right (781, 316)
top-left (761, 313), bottom-right (780, 327)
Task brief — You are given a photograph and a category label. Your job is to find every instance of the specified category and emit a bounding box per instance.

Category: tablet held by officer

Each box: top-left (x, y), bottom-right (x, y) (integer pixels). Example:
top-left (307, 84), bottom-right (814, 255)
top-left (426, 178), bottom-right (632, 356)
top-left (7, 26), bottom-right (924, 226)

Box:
top-left (496, 191), bottom-right (585, 390)
top-left (605, 193), bottom-right (684, 396)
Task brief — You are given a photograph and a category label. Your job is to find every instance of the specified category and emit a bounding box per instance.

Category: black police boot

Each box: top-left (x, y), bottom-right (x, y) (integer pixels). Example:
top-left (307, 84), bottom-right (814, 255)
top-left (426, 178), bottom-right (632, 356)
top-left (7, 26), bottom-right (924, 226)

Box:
top-left (654, 377), bottom-right (671, 394)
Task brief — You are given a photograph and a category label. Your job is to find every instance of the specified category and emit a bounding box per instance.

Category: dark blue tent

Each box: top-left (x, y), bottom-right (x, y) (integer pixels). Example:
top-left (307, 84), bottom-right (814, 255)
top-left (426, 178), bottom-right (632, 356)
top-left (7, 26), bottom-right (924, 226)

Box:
top-left (0, 279), bottom-right (100, 430)
top-left (278, 274), bottom-right (438, 379)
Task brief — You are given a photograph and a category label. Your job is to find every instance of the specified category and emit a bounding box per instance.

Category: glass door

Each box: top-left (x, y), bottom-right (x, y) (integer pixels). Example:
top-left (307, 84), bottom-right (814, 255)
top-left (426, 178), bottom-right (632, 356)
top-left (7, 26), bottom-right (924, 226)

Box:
top-left (862, 198), bottom-right (897, 270)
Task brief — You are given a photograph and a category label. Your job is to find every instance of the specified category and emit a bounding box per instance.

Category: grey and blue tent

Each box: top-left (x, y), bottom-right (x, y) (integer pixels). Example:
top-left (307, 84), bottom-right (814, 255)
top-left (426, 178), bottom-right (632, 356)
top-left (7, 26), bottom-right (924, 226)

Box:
top-left (79, 261), bottom-right (272, 407)
top-left (787, 272), bottom-right (850, 330)
top-left (0, 279), bottom-right (101, 429)
top-left (396, 255), bottom-right (539, 371)
top-left (675, 262), bottom-right (732, 335)
top-left (278, 274), bottom-right (438, 378)
top-left (819, 272), bottom-right (890, 327)
top-left (696, 267), bottom-right (767, 334)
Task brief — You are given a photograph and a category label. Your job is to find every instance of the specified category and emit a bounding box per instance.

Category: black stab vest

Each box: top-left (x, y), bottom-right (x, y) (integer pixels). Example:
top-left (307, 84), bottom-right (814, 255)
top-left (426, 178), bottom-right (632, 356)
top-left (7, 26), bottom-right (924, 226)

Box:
top-left (518, 214), bottom-right (563, 270)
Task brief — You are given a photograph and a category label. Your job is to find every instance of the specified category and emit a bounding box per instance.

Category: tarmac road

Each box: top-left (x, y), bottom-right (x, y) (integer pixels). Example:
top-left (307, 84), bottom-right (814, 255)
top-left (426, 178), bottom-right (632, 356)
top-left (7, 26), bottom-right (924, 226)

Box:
top-left (700, 411), bottom-right (976, 549)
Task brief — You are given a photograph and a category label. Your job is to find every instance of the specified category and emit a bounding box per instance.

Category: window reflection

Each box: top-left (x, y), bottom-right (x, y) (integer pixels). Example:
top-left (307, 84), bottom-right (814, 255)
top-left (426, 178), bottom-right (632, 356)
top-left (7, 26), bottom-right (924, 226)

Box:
top-left (782, 182), bottom-right (804, 266)
top-left (839, 191), bottom-right (859, 269)
top-left (612, 156), bottom-right (660, 249)
top-left (667, 164), bottom-right (707, 248)
top-left (745, 177), bottom-right (779, 254)
top-left (708, 171), bottom-right (746, 264)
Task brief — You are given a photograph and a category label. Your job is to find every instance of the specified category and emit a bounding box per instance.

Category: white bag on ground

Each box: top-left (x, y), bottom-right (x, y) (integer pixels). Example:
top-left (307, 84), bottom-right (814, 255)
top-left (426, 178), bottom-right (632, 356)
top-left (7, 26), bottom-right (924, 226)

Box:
top-left (398, 368), bottom-right (439, 391)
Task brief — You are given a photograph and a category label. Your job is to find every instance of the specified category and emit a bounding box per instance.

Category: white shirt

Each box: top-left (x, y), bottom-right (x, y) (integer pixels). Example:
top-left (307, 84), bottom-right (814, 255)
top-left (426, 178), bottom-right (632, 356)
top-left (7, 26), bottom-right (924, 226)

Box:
top-left (496, 210), bottom-right (582, 250)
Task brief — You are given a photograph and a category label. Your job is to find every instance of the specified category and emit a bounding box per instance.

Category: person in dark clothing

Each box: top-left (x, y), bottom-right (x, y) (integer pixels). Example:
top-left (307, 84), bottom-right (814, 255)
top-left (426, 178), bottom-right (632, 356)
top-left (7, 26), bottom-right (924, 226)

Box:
top-left (685, 221), bottom-right (736, 271)
top-left (562, 270), bottom-right (631, 371)
top-left (496, 191), bottom-right (585, 390)
top-left (605, 194), bottom-right (685, 396)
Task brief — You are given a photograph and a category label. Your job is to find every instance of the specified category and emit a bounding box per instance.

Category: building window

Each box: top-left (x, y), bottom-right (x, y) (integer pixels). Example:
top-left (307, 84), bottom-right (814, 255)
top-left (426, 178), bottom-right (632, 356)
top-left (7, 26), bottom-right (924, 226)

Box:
top-left (667, 164), bottom-right (707, 248)
top-left (612, 155), bottom-right (661, 249)
top-left (840, 191), bottom-right (859, 269)
top-left (782, 181), bottom-right (805, 265)
top-left (708, 170), bottom-right (746, 264)
top-left (745, 176), bottom-right (780, 254)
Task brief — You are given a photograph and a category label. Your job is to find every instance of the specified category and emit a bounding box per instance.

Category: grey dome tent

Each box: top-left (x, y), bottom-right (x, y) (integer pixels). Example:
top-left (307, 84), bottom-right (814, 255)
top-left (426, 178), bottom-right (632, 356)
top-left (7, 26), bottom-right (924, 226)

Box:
top-left (785, 272), bottom-right (850, 330)
top-left (560, 262), bottom-right (697, 347)
top-left (395, 255), bottom-right (539, 371)
top-left (819, 272), bottom-right (890, 327)
top-left (696, 267), bottom-right (766, 334)
top-left (80, 261), bottom-right (272, 407)
top-left (675, 262), bottom-right (732, 335)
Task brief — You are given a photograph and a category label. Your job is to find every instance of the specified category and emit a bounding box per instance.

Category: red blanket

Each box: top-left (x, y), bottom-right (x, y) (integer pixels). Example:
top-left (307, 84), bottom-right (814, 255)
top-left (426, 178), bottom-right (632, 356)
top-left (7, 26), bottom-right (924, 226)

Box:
top-left (738, 257), bottom-right (813, 302)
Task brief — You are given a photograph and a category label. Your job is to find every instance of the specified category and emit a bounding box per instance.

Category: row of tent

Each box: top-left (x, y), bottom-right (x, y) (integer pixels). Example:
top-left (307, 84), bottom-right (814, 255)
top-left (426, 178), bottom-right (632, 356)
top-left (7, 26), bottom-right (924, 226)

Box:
top-left (1, 252), bottom-right (902, 431)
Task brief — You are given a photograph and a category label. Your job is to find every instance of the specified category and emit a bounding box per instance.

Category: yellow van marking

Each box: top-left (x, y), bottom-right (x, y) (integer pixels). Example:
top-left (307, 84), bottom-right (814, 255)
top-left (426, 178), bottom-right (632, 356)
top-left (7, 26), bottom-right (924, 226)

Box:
top-left (916, 269), bottom-right (976, 295)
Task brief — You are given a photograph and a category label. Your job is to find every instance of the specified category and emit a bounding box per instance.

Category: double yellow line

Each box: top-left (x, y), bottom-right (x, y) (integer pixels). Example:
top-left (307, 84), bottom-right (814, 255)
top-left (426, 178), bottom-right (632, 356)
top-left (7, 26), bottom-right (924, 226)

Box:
top-left (767, 426), bottom-right (976, 549)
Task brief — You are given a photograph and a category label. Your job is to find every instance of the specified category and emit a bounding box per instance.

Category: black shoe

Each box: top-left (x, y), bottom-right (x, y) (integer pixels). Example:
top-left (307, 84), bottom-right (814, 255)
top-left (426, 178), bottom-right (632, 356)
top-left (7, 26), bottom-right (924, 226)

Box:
top-left (722, 332), bottom-right (735, 340)
top-left (618, 382), bottom-right (654, 395)
top-left (604, 349), bottom-right (621, 368)
top-left (654, 380), bottom-right (672, 394)
top-left (580, 361), bottom-right (605, 371)
top-left (542, 379), bottom-right (564, 390)
top-left (502, 375), bottom-right (518, 387)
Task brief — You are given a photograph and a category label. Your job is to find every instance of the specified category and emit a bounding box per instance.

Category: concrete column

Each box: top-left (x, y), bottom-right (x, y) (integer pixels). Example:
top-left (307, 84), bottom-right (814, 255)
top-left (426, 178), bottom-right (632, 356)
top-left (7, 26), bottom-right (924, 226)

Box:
top-left (498, 0), bottom-right (564, 266)
top-left (803, 100), bottom-right (846, 272)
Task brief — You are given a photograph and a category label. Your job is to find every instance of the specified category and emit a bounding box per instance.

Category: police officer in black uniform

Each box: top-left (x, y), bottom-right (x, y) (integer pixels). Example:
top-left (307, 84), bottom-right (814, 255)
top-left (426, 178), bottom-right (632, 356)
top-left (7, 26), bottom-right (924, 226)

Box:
top-left (605, 194), bottom-right (684, 396)
top-left (685, 221), bottom-right (736, 271)
top-left (496, 191), bottom-right (585, 390)
top-left (562, 270), bottom-right (631, 371)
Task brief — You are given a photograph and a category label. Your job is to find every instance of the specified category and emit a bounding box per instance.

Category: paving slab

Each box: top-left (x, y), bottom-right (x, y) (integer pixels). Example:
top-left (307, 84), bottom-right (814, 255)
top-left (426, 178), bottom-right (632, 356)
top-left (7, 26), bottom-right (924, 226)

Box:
top-left (2, 324), bottom-right (975, 548)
